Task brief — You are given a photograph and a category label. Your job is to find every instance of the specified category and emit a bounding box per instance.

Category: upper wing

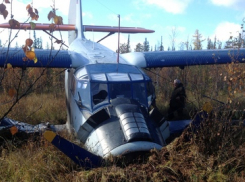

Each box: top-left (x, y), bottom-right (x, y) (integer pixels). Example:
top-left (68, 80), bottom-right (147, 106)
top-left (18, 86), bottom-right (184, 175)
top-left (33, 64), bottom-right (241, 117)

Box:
top-left (120, 49), bottom-right (245, 68)
top-left (0, 48), bottom-right (71, 68)
top-left (0, 23), bottom-right (154, 34)
top-left (83, 25), bottom-right (154, 33)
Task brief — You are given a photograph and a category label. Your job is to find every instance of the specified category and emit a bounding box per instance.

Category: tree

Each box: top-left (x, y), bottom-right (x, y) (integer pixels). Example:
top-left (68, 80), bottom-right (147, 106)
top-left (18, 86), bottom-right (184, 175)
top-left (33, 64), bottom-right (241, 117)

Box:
top-left (159, 36), bottom-right (164, 51)
top-left (0, 1), bottom-right (65, 121)
top-left (143, 38), bottom-right (150, 52)
top-left (208, 36), bottom-right (222, 49)
top-left (33, 31), bottom-right (43, 49)
top-left (126, 34), bottom-right (130, 53)
top-left (218, 41), bottom-right (222, 49)
top-left (192, 29), bottom-right (205, 50)
top-left (134, 43), bottom-right (144, 52)
top-left (116, 35), bottom-right (131, 54)
top-left (15, 42), bottom-right (19, 48)
top-left (116, 43), bottom-right (129, 54)
top-left (225, 31), bottom-right (243, 49)
top-left (182, 35), bottom-right (190, 50)
top-left (46, 42), bottom-right (50, 49)
top-left (207, 37), bottom-right (214, 49)
top-left (169, 27), bottom-right (177, 51)
top-left (179, 42), bottom-right (184, 50)
top-left (0, 39), bottom-right (2, 47)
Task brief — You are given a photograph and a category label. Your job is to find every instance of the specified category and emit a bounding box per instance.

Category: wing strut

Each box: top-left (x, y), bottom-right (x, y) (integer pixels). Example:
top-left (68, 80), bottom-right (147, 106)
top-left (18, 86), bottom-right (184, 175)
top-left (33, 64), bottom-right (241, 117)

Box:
top-left (42, 30), bottom-right (69, 48)
top-left (97, 32), bottom-right (115, 43)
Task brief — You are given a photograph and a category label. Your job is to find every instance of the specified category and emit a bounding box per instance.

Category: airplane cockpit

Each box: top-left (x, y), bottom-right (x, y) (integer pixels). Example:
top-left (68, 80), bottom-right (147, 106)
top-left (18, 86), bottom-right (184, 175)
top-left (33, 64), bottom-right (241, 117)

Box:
top-left (71, 63), bottom-right (155, 112)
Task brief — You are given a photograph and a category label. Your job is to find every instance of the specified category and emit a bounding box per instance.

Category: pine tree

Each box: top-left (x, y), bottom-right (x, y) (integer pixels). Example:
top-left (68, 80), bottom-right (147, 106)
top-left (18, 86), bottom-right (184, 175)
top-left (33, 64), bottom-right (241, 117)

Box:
top-left (46, 42), bottom-right (50, 49)
top-left (159, 36), bottom-right (164, 51)
top-left (134, 43), bottom-right (144, 52)
top-left (116, 43), bottom-right (129, 54)
top-left (33, 30), bottom-right (37, 48)
top-left (116, 35), bottom-right (131, 54)
top-left (183, 35), bottom-right (190, 50)
top-left (143, 38), bottom-right (150, 52)
top-left (15, 42), bottom-right (19, 48)
top-left (33, 31), bottom-right (43, 49)
top-left (218, 41), bottom-right (222, 49)
top-left (207, 37), bottom-right (213, 49)
top-left (126, 34), bottom-right (131, 53)
top-left (0, 39), bottom-right (2, 47)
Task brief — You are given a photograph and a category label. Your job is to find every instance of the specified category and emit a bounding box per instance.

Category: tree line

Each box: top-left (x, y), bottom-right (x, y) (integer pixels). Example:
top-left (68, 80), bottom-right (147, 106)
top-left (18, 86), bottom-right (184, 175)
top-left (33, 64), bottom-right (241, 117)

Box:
top-left (116, 25), bottom-right (245, 54)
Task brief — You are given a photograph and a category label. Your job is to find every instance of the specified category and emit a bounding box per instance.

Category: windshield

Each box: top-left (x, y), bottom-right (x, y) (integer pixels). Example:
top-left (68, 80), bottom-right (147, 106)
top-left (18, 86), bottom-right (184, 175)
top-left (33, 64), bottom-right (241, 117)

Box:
top-left (109, 82), bottom-right (147, 106)
top-left (73, 64), bottom-right (154, 111)
top-left (109, 83), bottom-right (131, 99)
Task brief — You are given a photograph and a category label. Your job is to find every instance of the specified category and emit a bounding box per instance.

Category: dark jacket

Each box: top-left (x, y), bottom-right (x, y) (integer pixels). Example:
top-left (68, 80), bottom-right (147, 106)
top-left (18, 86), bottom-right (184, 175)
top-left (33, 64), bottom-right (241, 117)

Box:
top-left (169, 83), bottom-right (186, 109)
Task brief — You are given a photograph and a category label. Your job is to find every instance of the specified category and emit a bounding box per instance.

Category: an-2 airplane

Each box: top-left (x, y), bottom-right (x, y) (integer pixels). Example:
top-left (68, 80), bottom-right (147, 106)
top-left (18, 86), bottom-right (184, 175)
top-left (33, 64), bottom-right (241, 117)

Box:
top-left (1, 0), bottom-right (245, 168)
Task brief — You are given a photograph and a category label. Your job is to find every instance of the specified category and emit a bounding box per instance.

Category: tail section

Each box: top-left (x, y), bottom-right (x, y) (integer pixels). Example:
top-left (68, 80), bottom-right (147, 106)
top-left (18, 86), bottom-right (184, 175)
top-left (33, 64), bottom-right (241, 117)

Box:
top-left (68, 0), bottom-right (85, 44)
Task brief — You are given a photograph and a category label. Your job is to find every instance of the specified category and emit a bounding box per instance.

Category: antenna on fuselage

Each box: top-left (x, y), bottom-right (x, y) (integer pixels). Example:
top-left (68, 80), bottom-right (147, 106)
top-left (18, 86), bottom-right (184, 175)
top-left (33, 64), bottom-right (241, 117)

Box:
top-left (117, 14), bottom-right (120, 63)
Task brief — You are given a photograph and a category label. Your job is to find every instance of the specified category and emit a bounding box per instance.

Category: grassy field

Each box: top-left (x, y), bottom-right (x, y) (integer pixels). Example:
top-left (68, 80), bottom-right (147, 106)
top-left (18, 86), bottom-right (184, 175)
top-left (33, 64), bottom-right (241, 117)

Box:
top-left (0, 92), bottom-right (67, 125)
top-left (0, 121), bottom-right (244, 181)
top-left (0, 65), bottom-right (245, 181)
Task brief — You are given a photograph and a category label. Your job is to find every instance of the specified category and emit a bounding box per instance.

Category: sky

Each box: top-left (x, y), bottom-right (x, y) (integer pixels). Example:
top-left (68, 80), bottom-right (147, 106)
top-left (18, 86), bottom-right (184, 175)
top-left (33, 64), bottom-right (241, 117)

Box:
top-left (0, 0), bottom-right (245, 52)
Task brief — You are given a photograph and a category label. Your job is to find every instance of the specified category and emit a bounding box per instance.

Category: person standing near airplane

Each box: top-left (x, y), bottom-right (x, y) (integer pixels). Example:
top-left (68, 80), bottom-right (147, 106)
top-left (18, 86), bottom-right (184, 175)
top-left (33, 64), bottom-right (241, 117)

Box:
top-left (167, 79), bottom-right (186, 120)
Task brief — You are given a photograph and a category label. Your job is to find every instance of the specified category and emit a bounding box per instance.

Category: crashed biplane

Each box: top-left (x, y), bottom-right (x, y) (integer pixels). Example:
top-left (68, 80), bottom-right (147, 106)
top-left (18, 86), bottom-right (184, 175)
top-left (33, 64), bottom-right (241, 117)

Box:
top-left (1, 0), bottom-right (245, 168)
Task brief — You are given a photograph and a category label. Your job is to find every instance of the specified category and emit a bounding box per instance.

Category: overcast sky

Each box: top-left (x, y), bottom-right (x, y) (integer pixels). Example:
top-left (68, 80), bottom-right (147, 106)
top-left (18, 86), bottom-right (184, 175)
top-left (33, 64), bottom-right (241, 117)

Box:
top-left (0, 0), bottom-right (245, 51)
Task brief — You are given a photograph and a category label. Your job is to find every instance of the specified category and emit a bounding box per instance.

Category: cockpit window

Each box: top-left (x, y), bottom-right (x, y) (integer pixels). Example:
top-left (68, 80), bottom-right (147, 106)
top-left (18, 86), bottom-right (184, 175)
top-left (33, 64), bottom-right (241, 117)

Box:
top-left (132, 83), bottom-right (147, 105)
top-left (75, 67), bottom-right (87, 80)
top-left (76, 80), bottom-right (91, 110)
top-left (91, 73), bottom-right (106, 81)
top-left (129, 73), bottom-right (144, 81)
top-left (91, 83), bottom-right (109, 108)
top-left (107, 73), bottom-right (130, 81)
top-left (109, 83), bottom-right (132, 99)
top-left (146, 82), bottom-right (156, 107)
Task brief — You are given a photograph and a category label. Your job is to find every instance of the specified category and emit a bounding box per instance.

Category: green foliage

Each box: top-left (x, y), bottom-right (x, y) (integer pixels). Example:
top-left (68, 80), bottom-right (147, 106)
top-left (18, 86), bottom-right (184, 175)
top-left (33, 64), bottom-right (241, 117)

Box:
top-left (33, 30), bottom-right (43, 49)
top-left (117, 43), bottom-right (130, 54)
top-left (134, 43), bottom-right (144, 52)
top-left (143, 37), bottom-right (150, 52)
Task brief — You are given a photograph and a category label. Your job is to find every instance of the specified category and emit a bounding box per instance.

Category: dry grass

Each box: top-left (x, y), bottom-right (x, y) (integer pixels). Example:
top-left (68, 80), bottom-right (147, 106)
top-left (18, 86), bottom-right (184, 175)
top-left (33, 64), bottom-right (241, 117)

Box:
top-left (0, 136), bottom-right (78, 181)
top-left (0, 92), bottom-right (66, 125)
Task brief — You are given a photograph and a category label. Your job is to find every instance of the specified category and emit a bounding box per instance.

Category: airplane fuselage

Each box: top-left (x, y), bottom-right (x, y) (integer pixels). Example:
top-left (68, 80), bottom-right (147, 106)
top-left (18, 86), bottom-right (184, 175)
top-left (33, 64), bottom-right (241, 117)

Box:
top-left (65, 38), bottom-right (170, 157)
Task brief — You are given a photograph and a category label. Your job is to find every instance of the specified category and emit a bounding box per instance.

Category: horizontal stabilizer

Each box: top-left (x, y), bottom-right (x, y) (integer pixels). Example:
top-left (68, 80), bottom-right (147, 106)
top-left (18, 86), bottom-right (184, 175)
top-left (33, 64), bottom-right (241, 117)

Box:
top-left (44, 131), bottom-right (102, 168)
top-left (0, 48), bottom-right (71, 68)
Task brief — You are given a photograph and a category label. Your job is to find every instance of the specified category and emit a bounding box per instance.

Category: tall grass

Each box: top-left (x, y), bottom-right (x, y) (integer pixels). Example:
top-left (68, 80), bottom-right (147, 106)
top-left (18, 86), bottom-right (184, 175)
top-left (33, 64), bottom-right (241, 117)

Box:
top-left (0, 92), bottom-right (66, 125)
top-left (0, 136), bottom-right (79, 182)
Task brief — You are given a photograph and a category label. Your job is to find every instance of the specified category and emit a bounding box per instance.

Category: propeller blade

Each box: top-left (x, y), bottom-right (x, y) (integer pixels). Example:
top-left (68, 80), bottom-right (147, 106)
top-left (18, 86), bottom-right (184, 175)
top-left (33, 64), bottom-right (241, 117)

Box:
top-left (44, 131), bottom-right (102, 169)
